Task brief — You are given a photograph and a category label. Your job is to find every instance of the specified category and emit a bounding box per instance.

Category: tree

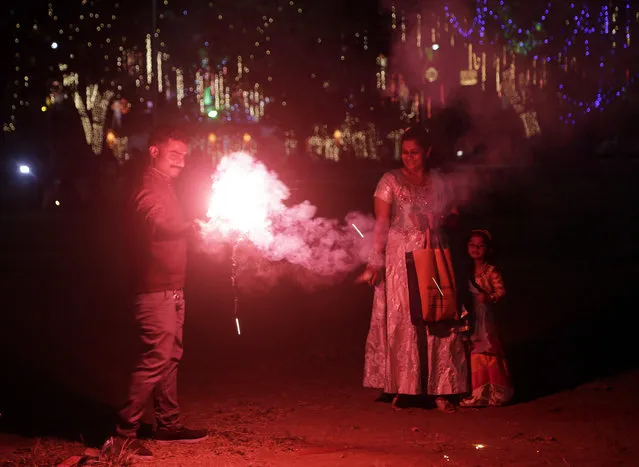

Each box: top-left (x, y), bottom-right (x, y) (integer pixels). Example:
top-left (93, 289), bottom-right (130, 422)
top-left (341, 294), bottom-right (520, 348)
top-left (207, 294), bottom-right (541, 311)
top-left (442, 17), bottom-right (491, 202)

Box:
top-left (5, 1), bottom-right (139, 160)
top-left (73, 84), bottom-right (115, 155)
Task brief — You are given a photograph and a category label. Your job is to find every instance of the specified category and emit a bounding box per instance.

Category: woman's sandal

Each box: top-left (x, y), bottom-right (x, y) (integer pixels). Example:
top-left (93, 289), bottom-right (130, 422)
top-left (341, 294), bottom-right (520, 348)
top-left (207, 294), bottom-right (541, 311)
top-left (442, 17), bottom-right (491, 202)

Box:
top-left (435, 397), bottom-right (456, 413)
top-left (392, 394), bottom-right (402, 409)
top-left (391, 394), bottom-right (411, 409)
top-left (459, 397), bottom-right (488, 408)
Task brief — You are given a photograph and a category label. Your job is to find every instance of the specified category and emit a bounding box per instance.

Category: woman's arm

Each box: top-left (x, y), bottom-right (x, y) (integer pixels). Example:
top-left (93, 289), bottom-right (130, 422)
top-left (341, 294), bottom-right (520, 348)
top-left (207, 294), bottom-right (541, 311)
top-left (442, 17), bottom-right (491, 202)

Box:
top-left (369, 197), bottom-right (391, 267)
top-left (356, 197), bottom-right (391, 286)
top-left (356, 173), bottom-right (394, 285)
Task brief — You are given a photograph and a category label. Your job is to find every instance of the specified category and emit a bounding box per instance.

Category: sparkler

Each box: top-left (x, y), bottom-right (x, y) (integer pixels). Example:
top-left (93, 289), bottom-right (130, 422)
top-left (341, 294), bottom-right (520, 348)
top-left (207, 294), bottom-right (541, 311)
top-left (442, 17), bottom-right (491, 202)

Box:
top-left (432, 277), bottom-right (444, 297)
top-left (231, 240), bottom-right (241, 336)
top-left (206, 152), bottom-right (287, 249)
top-left (202, 152), bottom-right (375, 328)
top-left (351, 223), bottom-right (364, 238)
top-left (206, 152), bottom-right (282, 334)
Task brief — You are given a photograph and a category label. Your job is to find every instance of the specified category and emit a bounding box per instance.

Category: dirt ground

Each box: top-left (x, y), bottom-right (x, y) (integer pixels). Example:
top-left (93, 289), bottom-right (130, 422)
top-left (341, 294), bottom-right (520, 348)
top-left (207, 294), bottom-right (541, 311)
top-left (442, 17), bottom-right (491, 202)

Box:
top-left (1, 360), bottom-right (638, 466)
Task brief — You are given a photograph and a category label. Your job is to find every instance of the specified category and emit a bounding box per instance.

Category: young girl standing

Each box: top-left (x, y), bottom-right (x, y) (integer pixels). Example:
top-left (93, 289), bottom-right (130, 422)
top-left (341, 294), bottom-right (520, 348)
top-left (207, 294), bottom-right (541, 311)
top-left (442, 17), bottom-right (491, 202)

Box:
top-left (460, 229), bottom-right (513, 407)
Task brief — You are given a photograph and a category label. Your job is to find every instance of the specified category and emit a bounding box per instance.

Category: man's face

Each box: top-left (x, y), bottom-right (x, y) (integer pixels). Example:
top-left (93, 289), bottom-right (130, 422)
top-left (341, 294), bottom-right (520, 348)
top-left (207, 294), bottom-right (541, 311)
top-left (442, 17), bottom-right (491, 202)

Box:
top-left (150, 138), bottom-right (188, 179)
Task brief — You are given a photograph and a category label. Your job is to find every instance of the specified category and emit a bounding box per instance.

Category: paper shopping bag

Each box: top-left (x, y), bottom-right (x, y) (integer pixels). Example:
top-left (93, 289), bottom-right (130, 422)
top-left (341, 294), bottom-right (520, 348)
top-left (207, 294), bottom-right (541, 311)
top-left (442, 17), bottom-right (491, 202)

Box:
top-left (406, 229), bottom-right (459, 324)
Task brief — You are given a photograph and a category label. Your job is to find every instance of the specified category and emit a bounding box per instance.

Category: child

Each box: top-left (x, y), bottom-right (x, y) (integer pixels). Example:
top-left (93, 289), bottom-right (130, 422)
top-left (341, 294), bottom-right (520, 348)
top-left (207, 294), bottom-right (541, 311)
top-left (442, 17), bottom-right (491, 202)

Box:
top-left (460, 229), bottom-right (513, 407)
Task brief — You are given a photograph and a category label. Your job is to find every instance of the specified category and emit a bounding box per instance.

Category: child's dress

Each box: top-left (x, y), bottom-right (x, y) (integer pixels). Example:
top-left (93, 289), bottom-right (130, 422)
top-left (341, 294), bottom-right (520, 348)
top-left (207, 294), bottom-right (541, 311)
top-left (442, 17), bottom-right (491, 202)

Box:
top-left (461, 264), bottom-right (513, 407)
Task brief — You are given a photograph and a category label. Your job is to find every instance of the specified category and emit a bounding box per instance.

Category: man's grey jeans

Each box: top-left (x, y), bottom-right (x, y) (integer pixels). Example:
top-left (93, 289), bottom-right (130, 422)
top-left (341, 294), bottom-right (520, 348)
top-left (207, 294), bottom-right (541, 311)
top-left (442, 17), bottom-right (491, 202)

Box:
top-left (117, 289), bottom-right (185, 437)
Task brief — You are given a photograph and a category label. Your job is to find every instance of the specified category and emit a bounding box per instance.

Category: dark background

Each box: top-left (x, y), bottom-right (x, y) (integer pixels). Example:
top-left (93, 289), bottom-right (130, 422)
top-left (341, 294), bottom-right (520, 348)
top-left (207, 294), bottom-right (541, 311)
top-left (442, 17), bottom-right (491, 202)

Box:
top-left (1, 0), bottom-right (638, 456)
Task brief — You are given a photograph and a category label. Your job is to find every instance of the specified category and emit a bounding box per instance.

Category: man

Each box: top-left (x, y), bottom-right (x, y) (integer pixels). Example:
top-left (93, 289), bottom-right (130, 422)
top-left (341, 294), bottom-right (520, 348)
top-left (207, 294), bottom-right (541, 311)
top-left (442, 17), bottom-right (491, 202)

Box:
top-left (115, 126), bottom-right (207, 459)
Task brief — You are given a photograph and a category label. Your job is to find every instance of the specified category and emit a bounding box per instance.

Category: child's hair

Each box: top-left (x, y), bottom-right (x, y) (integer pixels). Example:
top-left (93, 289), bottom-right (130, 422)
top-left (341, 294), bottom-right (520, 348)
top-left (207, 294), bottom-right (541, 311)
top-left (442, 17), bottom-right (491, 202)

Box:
top-left (468, 229), bottom-right (495, 260)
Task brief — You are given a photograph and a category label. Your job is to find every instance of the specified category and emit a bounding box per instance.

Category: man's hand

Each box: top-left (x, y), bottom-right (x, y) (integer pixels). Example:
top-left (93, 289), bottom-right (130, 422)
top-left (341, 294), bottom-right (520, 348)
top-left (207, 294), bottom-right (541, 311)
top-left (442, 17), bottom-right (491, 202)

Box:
top-left (186, 218), bottom-right (208, 242)
top-left (192, 218), bottom-right (205, 233)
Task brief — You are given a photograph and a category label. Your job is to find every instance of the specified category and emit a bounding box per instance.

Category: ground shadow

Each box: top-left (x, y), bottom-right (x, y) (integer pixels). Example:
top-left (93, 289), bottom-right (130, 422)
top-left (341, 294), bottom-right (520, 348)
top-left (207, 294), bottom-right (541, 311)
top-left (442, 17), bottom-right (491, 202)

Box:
top-left (0, 351), bottom-right (117, 447)
top-left (507, 287), bottom-right (638, 403)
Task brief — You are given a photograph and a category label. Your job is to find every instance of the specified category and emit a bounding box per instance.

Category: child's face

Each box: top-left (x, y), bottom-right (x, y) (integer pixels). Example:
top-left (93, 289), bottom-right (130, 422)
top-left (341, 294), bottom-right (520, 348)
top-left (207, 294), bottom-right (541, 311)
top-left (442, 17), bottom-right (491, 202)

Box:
top-left (468, 235), bottom-right (488, 261)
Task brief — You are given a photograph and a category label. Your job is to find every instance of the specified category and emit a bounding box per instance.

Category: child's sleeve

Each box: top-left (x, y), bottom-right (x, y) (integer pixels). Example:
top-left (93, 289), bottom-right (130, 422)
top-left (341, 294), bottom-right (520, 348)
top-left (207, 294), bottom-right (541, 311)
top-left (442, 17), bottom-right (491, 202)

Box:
top-left (489, 267), bottom-right (506, 302)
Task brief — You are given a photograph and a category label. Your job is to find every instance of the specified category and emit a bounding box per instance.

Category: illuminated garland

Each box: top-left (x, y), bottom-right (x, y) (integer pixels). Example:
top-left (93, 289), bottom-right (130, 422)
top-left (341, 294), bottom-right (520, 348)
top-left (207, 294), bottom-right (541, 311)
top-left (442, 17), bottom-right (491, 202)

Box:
top-left (5, 0), bottom-right (639, 137)
top-left (73, 85), bottom-right (115, 154)
top-left (443, 1), bottom-right (487, 39)
top-left (440, 1), bottom-right (633, 60)
top-left (558, 73), bottom-right (639, 124)
top-left (432, 1), bottom-right (639, 124)
top-left (489, 1), bottom-right (552, 55)
top-left (158, 0), bottom-right (326, 123)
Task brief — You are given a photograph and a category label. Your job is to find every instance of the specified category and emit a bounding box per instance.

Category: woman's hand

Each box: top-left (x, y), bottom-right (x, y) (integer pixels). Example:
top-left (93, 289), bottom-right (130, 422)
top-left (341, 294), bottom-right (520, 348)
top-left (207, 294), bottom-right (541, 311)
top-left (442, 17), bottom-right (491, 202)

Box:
top-left (442, 212), bottom-right (460, 230)
top-left (477, 292), bottom-right (497, 304)
top-left (356, 264), bottom-right (383, 286)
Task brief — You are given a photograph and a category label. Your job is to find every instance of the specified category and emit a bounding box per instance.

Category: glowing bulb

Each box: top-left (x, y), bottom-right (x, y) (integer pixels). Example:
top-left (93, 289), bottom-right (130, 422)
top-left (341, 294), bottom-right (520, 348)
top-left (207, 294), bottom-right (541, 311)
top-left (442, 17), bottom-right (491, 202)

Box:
top-left (51, 42), bottom-right (58, 49)
top-left (456, 150), bottom-right (464, 157)
top-left (19, 165), bottom-right (30, 174)
top-left (432, 43), bottom-right (440, 51)
top-left (55, 200), bottom-right (61, 207)
top-left (243, 133), bottom-right (252, 143)
top-left (208, 133), bottom-right (217, 144)
top-left (41, 106), bottom-right (47, 112)
top-left (333, 130), bottom-right (342, 139)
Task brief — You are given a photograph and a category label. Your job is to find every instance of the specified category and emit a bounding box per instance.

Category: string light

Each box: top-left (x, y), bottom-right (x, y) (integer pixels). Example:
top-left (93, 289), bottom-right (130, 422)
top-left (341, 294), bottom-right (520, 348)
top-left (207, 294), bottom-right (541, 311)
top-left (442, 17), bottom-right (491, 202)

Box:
top-left (396, 1), bottom-right (639, 128)
top-left (443, 1), bottom-right (486, 39)
top-left (157, 51), bottom-right (163, 93)
top-left (558, 73), bottom-right (639, 124)
top-left (73, 85), bottom-right (114, 154)
top-left (4, 0), bottom-right (639, 140)
top-left (176, 68), bottom-right (184, 108)
top-left (145, 33), bottom-right (152, 85)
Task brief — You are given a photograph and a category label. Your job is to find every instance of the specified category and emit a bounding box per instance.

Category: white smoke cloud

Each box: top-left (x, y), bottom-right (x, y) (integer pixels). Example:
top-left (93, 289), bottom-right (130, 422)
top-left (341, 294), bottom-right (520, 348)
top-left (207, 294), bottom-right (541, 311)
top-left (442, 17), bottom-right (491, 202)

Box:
top-left (199, 152), bottom-right (375, 291)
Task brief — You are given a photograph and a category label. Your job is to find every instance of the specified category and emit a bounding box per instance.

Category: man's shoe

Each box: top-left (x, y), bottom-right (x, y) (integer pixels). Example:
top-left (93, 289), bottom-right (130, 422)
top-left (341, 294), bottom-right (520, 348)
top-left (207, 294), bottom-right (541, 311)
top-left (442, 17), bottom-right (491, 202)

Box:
top-left (105, 437), bottom-right (153, 460)
top-left (155, 426), bottom-right (208, 444)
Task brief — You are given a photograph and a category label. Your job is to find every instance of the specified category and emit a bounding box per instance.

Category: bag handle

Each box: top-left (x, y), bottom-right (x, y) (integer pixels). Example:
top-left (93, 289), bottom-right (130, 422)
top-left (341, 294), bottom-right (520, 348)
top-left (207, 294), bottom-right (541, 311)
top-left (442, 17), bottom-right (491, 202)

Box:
top-left (424, 227), bottom-right (431, 249)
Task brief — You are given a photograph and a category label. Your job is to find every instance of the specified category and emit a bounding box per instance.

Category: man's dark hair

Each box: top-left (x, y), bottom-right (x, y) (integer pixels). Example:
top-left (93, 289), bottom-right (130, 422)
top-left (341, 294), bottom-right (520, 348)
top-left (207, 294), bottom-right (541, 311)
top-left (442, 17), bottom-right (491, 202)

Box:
top-left (148, 125), bottom-right (189, 148)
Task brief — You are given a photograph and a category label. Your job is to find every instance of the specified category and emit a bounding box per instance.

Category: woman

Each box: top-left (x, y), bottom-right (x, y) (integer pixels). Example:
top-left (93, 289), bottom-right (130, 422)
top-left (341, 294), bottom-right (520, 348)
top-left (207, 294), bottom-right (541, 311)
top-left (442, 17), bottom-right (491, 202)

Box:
top-left (360, 127), bottom-right (469, 413)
